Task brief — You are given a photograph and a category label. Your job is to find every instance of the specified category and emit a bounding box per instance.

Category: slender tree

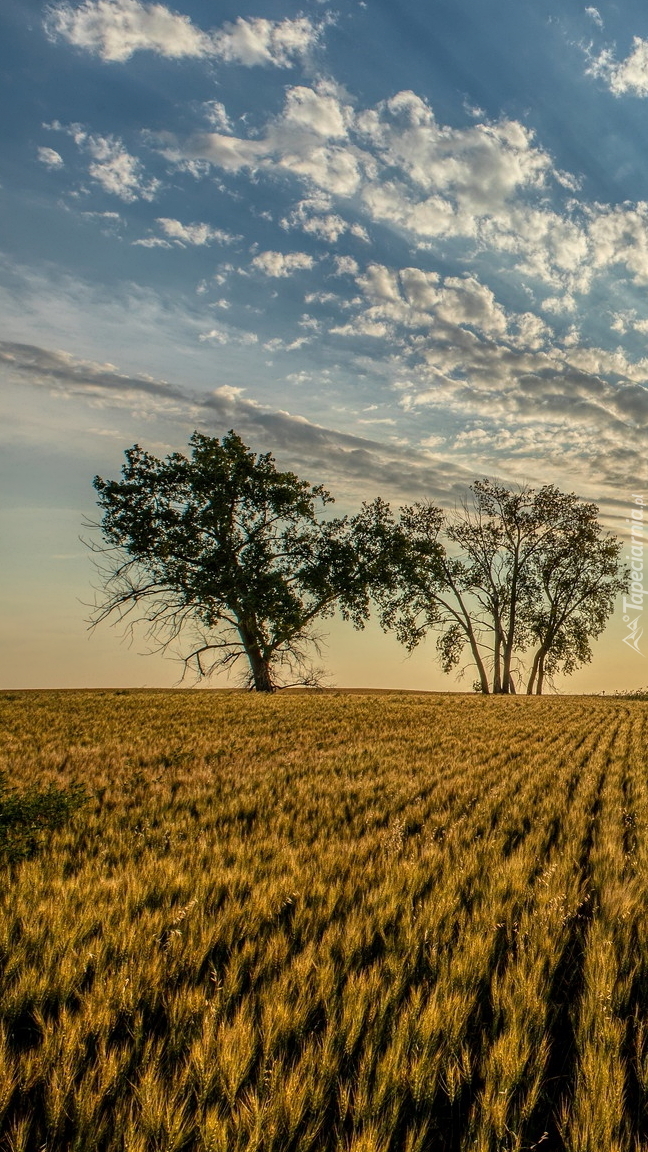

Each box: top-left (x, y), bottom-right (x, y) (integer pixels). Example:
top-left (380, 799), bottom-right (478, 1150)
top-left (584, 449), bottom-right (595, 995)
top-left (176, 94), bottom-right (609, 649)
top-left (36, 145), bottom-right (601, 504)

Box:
top-left (90, 431), bottom-right (377, 692)
top-left (523, 500), bottom-right (627, 693)
top-left (360, 500), bottom-right (492, 693)
top-left (367, 481), bottom-right (627, 694)
top-left (445, 481), bottom-right (593, 693)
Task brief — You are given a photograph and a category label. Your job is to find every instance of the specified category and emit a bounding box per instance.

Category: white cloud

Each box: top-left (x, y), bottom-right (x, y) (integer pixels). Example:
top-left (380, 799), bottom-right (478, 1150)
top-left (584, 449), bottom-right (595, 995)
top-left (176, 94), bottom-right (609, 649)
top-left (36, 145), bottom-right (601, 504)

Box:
top-left (201, 101), bottom-right (232, 132)
top-left (45, 0), bottom-right (212, 61)
top-left (587, 202), bottom-right (648, 281)
top-left (301, 214), bottom-right (348, 242)
top-left (542, 293), bottom-right (576, 313)
top-left (333, 256), bottom-right (359, 276)
top-left (352, 263), bottom-right (510, 339)
top-left (350, 223), bottom-right (370, 241)
top-left (212, 16), bottom-right (319, 68)
top-left (37, 146), bottom-right (64, 168)
top-left (611, 311), bottom-right (630, 334)
top-left (585, 6), bottom-right (603, 28)
top-left (6, 254), bottom-right (648, 501)
top-left (164, 85), bottom-right (591, 285)
top-left (45, 122), bottom-right (160, 201)
top-left (172, 132), bottom-right (265, 173)
top-left (282, 195), bottom-right (366, 244)
top-left (152, 79), bottom-right (648, 319)
top-left (45, 1), bottom-right (319, 66)
top-left (298, 314), bottom-right (321, 331)
top-left (432, 274), bottom-right (509, 335)
top-left (156, 218), bottom-right (236, 245)
top-left (263, 335), bottom-right (312, 351)
top-left (286, 370), bottom-right (314, 384)
top-left (132, 236), bottom-right (172, 247)
top-left (33, 60), bottom-right (648, 475)
top-left (161, 83), bottom-right (363, 196)
top-left (587, 37), bottom-right (648, 96)
top-left (2, 338), bottom-right (477, 502)
top-left (282, 83), bottom-right (351, 138)
top-left (330, 318), bottom-right (390, 338)
top-left (356, 91), bottom-right (551, 215)
top-left (328, 257), bottom-right (648, 491)
top-left (304, 291), bottom-right (339, 304)
top-left (40, 64), bottom-right (648, 318)
top-left (330, 261), bottom-right (648, 481)
top-left (251, 251), bottom-right (315, 277)
top-left (198, 328), bottom-right (258, 345)
top-left (509, 311), bottom-right (553, 350)
top-left (86, 134), bottom-right (160, 200)
top-left (358, 416), bottom-right (396, 425)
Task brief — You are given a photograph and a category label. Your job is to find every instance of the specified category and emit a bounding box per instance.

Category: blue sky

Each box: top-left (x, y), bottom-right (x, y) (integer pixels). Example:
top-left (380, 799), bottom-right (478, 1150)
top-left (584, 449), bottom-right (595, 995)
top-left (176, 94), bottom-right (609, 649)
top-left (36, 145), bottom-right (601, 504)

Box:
top-left (3, 0), bottom-right (648, 689)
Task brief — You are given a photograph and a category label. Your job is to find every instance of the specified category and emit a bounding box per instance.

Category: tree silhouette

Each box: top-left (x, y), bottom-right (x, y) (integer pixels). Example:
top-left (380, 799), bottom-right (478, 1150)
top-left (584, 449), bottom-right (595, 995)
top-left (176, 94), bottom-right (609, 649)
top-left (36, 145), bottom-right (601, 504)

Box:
top-left (91, 431), bottom-right (377, 691)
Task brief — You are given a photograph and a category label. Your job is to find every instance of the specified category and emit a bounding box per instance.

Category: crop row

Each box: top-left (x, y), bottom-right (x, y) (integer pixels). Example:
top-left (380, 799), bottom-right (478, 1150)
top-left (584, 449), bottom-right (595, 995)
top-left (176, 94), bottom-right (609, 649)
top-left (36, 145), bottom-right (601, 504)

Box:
top-left (0, 691), bottom-right (647, 1150)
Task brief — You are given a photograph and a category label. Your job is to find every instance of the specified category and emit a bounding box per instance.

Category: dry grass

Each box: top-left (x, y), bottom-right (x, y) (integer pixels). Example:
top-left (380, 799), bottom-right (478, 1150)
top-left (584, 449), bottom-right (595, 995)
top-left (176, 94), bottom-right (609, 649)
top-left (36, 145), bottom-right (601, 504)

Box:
top-left (1, 689), bottom-right (648, 1150)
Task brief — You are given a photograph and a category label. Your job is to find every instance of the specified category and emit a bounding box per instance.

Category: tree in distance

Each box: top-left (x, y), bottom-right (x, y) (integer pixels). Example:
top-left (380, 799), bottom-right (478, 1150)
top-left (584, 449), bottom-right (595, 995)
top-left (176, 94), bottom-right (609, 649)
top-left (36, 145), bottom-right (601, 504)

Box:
top-left (365, 479), bottom-right (628, 694)
top-left (90, 431), bottom-right (379, 692)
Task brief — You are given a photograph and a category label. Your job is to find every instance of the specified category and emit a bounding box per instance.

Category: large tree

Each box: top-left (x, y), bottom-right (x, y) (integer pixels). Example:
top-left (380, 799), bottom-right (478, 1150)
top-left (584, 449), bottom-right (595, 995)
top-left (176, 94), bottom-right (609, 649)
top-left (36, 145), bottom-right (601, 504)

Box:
top-left (365, 480), bottom-right (627, 694)
top-left (522, 496), bottom-right (627, 693)
top-left (90, 431), bottom-right (376, 692)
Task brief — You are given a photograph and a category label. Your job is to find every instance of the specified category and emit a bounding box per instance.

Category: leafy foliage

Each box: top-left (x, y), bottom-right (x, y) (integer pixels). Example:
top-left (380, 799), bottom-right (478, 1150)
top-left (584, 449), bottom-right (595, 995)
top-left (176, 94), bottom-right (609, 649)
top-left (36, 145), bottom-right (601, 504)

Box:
top-left (0, 772), bottom-right (86, 862)
top-left (91, 437), bottom-right (626, 694)
top-left (91, 431), bottom-right (377, 691)
top-left (366, 480), bottom-right (628, 693)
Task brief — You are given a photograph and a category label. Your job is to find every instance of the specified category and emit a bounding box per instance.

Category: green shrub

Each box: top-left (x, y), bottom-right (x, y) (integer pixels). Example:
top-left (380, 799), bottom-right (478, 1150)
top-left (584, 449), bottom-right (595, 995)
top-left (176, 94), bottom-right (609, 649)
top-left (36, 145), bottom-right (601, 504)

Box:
top-left (0, 773), bottom-right (86, 862)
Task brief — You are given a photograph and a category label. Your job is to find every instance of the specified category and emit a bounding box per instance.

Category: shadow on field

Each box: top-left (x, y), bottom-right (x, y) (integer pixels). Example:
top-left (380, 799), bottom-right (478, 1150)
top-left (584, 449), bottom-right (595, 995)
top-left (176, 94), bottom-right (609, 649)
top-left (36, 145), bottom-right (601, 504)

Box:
top-left (521, 770), bottom-right (605, 1152)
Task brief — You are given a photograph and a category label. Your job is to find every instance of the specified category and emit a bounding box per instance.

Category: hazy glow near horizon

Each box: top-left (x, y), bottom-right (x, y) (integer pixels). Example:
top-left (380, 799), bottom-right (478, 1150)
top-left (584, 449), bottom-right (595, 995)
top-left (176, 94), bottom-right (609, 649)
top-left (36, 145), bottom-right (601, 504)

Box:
top-left (2, 0), bottom-right (648, 692)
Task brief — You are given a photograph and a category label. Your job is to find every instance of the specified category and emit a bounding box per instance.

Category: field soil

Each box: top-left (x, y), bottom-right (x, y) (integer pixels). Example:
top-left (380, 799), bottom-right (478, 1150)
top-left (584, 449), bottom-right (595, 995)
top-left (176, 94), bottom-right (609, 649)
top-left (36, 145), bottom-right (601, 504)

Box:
top-left (0, 689), bottom-right (646, 1151)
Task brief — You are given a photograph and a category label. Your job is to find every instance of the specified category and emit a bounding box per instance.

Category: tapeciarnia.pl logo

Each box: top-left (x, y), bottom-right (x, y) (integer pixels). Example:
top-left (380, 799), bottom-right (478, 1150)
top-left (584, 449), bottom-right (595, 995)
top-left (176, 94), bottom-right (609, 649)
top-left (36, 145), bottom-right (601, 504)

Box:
top-left (622, 494), bottom-right (645, 656)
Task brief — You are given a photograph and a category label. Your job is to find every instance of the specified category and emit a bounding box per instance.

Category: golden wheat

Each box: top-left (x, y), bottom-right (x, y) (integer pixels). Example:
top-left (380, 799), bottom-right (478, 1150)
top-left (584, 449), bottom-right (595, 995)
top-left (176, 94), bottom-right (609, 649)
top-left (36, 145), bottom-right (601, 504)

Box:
top-left (1, 690), bottom-right (648, 1150)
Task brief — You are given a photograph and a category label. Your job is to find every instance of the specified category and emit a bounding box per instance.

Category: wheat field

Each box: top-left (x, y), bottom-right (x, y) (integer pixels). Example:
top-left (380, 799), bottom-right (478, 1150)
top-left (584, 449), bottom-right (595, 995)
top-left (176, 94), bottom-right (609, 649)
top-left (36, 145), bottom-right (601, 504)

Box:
top-left (0, 689), bottom-right (647, 1151)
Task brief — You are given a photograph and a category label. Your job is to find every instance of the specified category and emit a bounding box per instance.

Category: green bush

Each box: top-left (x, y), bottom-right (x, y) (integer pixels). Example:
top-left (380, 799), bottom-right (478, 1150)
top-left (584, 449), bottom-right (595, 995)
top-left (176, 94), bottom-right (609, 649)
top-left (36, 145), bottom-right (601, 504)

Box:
top-left (0, 773), bottom-right (86, 862)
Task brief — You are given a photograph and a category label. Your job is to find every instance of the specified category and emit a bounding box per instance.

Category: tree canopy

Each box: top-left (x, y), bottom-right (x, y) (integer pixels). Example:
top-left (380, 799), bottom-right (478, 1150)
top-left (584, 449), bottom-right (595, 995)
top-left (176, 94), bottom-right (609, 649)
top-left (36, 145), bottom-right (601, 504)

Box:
top-left (364, 480), bottom-right (627, 694)
top-left (90, 434), bottom-right (628, 694)
top-left (91, 431), bottom-right (377, 691)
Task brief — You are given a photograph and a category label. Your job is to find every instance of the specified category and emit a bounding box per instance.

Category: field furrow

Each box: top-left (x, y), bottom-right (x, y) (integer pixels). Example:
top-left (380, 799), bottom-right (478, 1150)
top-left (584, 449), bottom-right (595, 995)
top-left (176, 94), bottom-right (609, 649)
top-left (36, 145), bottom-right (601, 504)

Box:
top-left (1, 691), bottom-right (648, 1151)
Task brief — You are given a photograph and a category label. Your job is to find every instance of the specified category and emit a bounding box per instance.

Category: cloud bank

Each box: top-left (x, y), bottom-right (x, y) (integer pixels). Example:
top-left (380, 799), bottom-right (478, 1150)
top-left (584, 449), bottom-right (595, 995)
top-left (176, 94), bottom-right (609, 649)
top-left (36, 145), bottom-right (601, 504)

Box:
top-left (45, 1), bottom-right (320, 66)
top-left (587, 37), bottom-right (648, 97)
top-left (0, 339), bottom-right (474, 503)
top-left (156, 82), bottom-right (648, 303)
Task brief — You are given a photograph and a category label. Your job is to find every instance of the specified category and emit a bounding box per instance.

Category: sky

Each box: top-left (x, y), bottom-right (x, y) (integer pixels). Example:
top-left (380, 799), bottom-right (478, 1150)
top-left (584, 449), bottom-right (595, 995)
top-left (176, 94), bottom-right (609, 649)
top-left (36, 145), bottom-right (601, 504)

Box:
top-left (3, 0), bottom-right (648, 692)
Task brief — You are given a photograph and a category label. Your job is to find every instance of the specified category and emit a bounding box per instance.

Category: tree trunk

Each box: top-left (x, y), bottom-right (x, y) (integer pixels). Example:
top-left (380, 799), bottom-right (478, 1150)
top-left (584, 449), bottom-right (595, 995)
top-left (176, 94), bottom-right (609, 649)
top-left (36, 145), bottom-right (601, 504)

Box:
top-left (248, 650), bottom-right (275, 692)
top-left (239, 622), bottom-right (275, 692)
top-left (461, 615), bottom-right (490, 693)
top-left (536, 652), bottom-right (545, 695)
top-left (501, 644), bottom-right (514, 693)
top-left (527, 635), bottom-right (555, 694)
top-left (502, 554), bottom-right (520, 693)
top-left (476, 665), bottom-right (490, 694)
top-left (492, 623), bottom-right (502, 693)
top-left (439, 578), bottom-right (490, 693)
top-left (526, 648), bottom-right (541, 694)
